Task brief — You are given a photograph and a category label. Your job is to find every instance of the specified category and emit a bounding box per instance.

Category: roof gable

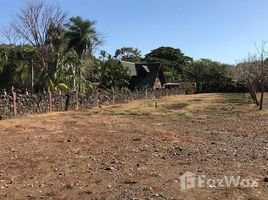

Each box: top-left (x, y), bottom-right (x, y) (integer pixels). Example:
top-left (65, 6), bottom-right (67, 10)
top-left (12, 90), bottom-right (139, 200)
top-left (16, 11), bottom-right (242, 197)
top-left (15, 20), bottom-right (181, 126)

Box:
top-left (130, 63), bottom-right (165, 89)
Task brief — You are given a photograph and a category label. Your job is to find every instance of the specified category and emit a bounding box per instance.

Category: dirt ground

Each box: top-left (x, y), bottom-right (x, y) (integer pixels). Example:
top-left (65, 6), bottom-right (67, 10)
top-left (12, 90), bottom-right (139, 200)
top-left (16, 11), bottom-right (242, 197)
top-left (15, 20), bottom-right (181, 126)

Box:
top-left (0, 93), bottom-right (267, 200)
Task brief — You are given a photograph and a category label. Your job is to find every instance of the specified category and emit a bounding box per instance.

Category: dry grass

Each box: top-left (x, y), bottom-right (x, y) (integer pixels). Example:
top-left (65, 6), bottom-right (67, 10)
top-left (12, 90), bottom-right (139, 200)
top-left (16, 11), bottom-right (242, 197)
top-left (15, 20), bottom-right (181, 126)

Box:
top-left (86, 93), bottom-right (268, 118)
top-left (1, 93), bottom-right (267, 131)
top-left (0, 93), bottom-right (267, 200)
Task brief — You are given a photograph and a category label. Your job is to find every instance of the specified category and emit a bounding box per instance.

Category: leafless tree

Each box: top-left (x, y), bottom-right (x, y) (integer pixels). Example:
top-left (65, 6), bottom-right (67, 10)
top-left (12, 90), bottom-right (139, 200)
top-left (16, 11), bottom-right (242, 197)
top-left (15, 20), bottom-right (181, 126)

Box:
top-left (233, 56), bottom-right (260, 105)
top-left (1, 25), bottom-right (18, 44)
top-left (4, 0), bottom-right (68, 90)
top-left (233, 43), bottom-right (268, 110)
top-left (254, 43), bottom-right (268, 110)
top-left (10, 0), bottom-right (67, 47)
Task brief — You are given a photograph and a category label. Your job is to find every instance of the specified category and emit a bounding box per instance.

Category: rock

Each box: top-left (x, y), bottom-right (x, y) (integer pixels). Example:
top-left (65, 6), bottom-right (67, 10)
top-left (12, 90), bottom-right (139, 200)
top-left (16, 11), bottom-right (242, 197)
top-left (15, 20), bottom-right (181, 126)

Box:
top-left (104, 166), bottom-right (115, 171)
top-left (123, 180), bottom-right (138, 184)
top-left (263, 177), bottom-right (268, 183)
top-left (173, 146), bottom-right (183, 150)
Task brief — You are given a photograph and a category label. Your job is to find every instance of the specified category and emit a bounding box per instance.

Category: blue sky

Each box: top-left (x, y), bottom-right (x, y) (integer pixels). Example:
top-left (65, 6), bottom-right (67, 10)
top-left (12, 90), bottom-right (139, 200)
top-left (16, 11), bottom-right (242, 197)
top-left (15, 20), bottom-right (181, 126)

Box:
top-left (1, 0), bottom-right (268, 64)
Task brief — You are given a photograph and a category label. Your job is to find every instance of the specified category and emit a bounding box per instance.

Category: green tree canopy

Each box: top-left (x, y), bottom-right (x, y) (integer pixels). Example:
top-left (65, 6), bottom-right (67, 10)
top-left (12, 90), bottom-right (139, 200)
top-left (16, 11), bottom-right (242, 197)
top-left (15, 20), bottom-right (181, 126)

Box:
top-left (89, 52), bottom-right (129, 89)
top-left (185, 59), bottom-right (232, 93)
top-left (0, 45), bottom-right (39, 89)
top-left (65, 16), bottom-right (102, 59)
top-left (114, 47), bottom-right (142, 62)
top-left (65, 16), bottom-right (102, 92)
top-left (144, 46), bottom-right (192, 82)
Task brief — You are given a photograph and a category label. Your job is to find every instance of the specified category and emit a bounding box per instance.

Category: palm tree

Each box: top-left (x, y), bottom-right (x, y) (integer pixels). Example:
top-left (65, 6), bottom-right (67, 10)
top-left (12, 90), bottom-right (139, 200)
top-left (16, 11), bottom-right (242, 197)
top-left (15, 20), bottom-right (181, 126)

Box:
top-left (65, 16), bottom-right (102, 92)
top-left (37, 50), bottom-right (80, 93)
top-left (41, 23), bottom-right (81, 93)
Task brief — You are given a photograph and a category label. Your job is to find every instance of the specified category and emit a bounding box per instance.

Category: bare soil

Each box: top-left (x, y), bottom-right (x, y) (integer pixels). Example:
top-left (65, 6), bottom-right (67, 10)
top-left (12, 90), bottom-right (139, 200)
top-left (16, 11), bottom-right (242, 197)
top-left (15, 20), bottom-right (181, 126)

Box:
top-left (0, 93), bottom-right (267, 200)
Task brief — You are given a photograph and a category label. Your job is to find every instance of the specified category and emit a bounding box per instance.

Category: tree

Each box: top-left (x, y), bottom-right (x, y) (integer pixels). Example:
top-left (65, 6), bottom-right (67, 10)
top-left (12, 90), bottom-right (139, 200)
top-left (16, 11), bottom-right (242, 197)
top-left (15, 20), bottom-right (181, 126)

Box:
top-left (0, 45), bottom-right (39, 90)
top-left (65, 16), bottom-right (102, 92)
top-left (45, 23), bottom-right (67, 51)
top-left (1, 1), bottom-right (106, 93)
top-left (89, 52), bottom-right (129, 89)
top-left (186, 59), bottom-right (231, 93)
top-left (2, 0), bottom-right (68, 91)
top-left (233, 60), bottom-right (259, 105)
top-left (255, 44), bottom-right (268, 110)
top-left (10, 0), bottom-right (67, 47)
top-left (114, 47), bottom-right (142, 62)
top-left (233, 44), bottom-right (268, 110)
top-left (44, 50), bottom-right (80, 93)
top-left (144, 46), bottom-right (192, 82)
top-left (0, 26), bottom-right (18, 44)
top-left (100, 59), bottom-right (129, 89)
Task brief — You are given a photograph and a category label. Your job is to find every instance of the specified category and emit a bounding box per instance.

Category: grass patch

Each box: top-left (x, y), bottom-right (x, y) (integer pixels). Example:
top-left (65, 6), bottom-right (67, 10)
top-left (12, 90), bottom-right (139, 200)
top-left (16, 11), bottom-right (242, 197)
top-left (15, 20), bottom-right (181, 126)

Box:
top-left (162, 103), bottom-right (188, 110)
top-left (79, 93), bottom-right (268, 118)
top-left (218, 93), bottom-right (252, 104)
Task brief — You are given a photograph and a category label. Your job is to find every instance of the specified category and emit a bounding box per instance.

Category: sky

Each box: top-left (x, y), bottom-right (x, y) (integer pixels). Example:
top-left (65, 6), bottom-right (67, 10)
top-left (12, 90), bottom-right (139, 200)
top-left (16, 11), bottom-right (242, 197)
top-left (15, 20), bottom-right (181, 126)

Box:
top-left (1, 0), bottom-right (268, 64)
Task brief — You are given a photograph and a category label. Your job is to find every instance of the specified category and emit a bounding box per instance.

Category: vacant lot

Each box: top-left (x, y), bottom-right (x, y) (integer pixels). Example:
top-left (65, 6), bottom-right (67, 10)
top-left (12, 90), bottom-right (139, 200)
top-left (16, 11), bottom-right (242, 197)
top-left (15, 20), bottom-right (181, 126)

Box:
top-left (0, 93), bottom-right (267, 200)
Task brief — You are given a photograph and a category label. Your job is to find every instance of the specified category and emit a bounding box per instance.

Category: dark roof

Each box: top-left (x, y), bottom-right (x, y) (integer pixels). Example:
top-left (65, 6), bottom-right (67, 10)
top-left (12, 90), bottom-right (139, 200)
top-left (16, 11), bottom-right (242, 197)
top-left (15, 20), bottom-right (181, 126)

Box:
top-left (120, 61), bottom-right (137, 76)
top-left (128, 63), bottom-right (166, 90)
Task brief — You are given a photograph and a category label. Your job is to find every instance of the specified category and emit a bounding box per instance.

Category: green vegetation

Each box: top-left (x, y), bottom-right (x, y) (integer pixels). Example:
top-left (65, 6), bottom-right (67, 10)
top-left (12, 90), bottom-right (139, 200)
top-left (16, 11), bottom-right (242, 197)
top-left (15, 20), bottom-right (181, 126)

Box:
top-left (144, 46), bottom-right (193, 82)
top-left (0, 0), bottom-right (267, 109)
top-left (185, 59), bottom-right (232, 93)
top-left (114, 47), bottom-right (142, 62)
top-left (0, 0), bottom-right (237, 94)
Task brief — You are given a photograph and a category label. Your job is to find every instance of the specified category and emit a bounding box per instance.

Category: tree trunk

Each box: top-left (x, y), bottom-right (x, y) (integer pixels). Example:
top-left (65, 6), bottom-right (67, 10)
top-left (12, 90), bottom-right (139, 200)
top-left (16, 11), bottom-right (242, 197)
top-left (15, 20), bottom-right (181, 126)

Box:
top-left (31, 59), bottom-right (34, 94)
top-left (78, 54), bottom-right (83, 93)
top-left (248, 85), bottom-right (259, 106)
top-left (259, 81), bottom-right (264, 110)
top-left (65, 93), bottom-right (70, 111)
top-left (73, 66), bottom-right (76, 90)
top-left (196, 81), bottom-right (201, 93)
top-left (78, 68), bottom-right (81, 93)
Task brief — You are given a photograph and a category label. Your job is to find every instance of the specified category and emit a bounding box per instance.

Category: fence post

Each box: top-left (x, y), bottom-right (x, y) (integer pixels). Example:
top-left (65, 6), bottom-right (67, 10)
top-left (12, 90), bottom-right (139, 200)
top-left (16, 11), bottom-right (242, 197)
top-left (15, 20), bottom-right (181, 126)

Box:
top-left (48, 91), bottom-right (52, 112)
top-left (65, 94), bottom-right (70, 111)
top-left (96, 89), bottom-right (99, 108)
top-left (75, 90), bottom-right (79, 110)
top-left (12, 91), bottom-right (17, 116)
top-left (145, 88), bottom-right (148, 99)
top-left (112, 88), bottom-right (115, 104)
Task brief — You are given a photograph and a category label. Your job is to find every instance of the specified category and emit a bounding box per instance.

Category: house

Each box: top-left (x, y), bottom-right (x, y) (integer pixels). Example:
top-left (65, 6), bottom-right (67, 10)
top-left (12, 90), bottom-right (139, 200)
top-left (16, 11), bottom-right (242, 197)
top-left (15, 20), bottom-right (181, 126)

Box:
top-left (121, 61), bottom-right (166, 90)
